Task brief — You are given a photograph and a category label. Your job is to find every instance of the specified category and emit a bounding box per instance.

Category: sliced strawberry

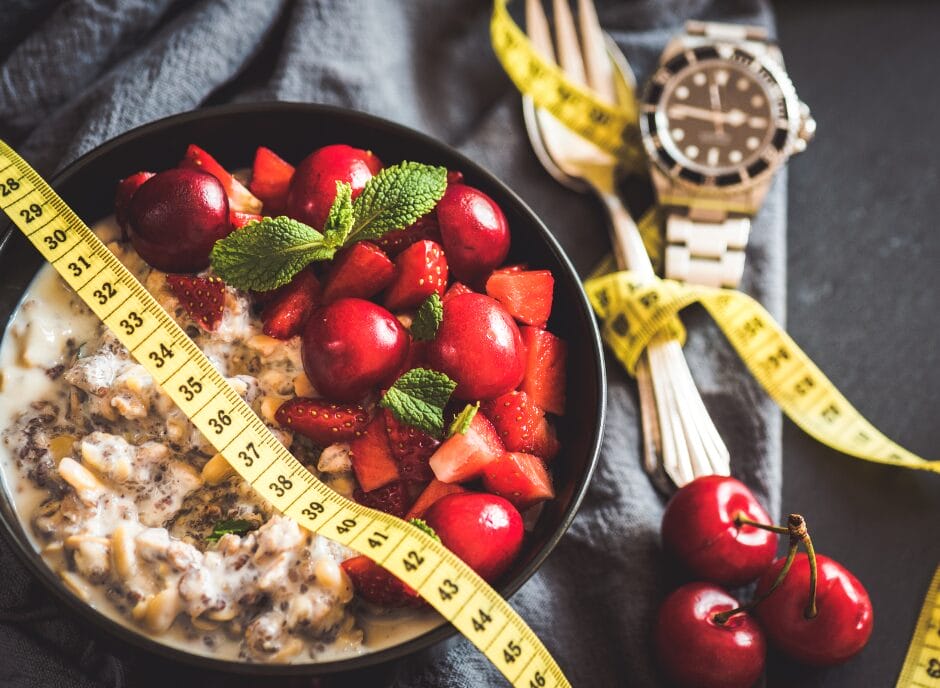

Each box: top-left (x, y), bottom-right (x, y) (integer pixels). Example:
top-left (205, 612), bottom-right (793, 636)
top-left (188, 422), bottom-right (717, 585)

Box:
top-left (180, 144), bottom-right (262, 214)
top-left (249, 146), bottom-right (294, 213)
top-left (354, 479), bottom-right (411, 518)
top-left (383, 240), bottom-right (448, 312)
top-left (383, 409), bottom-right (439, 482)
top-left (261, 270), bottom-right (321, 339)
top-left (166, 275), bottom-right (225, 331)
top-left (485, 269), bottom-right (554, 327)
top-left (442, 281), bottom-right (474, 303)
top-left (482, 452), bottom-right (554, 510)
top-left (321, 242), bottom-right (395, 303)
top-left (520, 326), bottom-right (567, 415)
top-left (349, 416), bottom-right (400, 492)
top-left (429, 413), bottom-right (504, 483)
top-left (274, 398), bottom-right (369, 445)
top-left (341, 555), bottom-right (421, 607)
top-left (405, 479), bottom-right (467, 520)
top-left (114, 171), bottom-right (154, 233)
top-left (374, 213), bottom-right (441, 256)
top-left (481, 390), bottom-right (559, 460)
top-left (230, 210), bottom-right (261, 229)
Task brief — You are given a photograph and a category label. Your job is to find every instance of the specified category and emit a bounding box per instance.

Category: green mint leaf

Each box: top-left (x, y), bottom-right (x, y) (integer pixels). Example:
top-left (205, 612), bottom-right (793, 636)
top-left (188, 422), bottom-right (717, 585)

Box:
top-left (411, 293), bottom-right (443, 341)
top-left (347, 162), bottom-right (447, 243)
top-left (409, 518), bottom-right (441, 542)
top-left (210, 216), bottom-right (335, 291)
top-left (448, 402), bottom-right (480, 437)
top-left (207, 518), bottom-right (258, 542)
top-left (379, 367), bottom-right (457, 439)
top-left (322, 181), bottom-right (354, 247)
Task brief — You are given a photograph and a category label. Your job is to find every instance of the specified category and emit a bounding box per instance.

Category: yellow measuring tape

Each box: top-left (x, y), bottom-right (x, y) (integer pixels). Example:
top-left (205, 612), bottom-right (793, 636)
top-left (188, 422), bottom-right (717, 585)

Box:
top-left (0, 142), bottom-right (571, 686)
top-left (897, 565), bottom-right (940, 687)
top-left (584, 270), bottom-right (940, 474)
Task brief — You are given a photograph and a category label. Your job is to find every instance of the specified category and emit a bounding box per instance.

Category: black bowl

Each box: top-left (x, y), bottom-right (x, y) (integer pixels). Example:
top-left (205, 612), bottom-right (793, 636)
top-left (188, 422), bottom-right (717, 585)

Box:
top-left (0, 102), bottom-right (606, 675)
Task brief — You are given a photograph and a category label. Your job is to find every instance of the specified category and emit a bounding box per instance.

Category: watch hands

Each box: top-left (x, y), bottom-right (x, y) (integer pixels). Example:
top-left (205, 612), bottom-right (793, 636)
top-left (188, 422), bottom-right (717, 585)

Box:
top-left (667, 104), bottom-right (748, 127)
top-left (708, 80), bottom-right (726, 136)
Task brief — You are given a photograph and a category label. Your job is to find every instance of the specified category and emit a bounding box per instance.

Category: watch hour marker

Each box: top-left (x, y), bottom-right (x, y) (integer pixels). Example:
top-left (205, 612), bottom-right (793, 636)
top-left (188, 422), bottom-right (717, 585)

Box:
top-left (751, 94), bottom-right (765, 107)
top-left (749, 116), bottom-right (768, 128)
top-left (714, 69), bottom-right (729, 86)
top-left (693, 72), bottom-right (707, 86)
top-left (675, 85), bottom-right (690, 100)
top-left (746, 137), bottom-right (760, 150)
top-left (707, 147), bottom-right (720, 167)
top-left (671, 128), bottom-right (685, 142)
top-left (736, 77), bottom-right (750, 91)
top-left (729, 150), bottom-right (743, 163)
top-left (685, 145), bottom-right (700, 159)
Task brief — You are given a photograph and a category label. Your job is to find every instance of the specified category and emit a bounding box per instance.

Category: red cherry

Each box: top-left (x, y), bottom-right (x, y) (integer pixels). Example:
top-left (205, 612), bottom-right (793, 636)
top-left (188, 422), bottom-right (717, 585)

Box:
top-left (436, 183), bottom-right (510, 283)
top-left (661, 475), bottom-right (778, 586)
top-left (654, 582), bottom-right (766, 688)
top-left (301, 298), bottom-right (409, 402)
top-left (426, 293), bottom-right (525, 400)
top-left (755, 553), bottom-right (873, 666)
top-left (127, 168), bottom-right (231, 273)
top-left (286, 144), bottom-right (382, 229)
top-left (423, 492), bottom-right (523, 582)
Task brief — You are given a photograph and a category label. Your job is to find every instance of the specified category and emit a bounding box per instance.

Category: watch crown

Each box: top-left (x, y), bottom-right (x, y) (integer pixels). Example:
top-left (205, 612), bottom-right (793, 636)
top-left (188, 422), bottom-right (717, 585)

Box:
top-left (794, 101), bottom-right (815, 153)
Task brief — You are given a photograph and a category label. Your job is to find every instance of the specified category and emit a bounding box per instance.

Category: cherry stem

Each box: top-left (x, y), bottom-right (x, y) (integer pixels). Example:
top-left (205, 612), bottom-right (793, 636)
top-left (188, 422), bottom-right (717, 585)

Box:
top-left (712, 513), bottom-right (819, 625)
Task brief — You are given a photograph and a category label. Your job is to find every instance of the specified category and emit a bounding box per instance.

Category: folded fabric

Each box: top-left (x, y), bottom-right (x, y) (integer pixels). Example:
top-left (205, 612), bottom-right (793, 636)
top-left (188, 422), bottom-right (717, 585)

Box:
top-left (0, 1), bottom-right (782, 686)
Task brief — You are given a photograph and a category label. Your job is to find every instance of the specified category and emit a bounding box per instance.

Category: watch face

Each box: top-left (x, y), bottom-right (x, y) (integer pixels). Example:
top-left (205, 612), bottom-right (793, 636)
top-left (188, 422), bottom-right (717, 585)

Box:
top-left (641, 45), bottom-right (793, 188)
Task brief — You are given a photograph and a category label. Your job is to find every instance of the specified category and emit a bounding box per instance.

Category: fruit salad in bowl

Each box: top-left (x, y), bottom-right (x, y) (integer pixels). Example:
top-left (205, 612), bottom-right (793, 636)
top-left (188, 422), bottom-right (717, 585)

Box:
top-left (0, 105), bottom-right (603, 673)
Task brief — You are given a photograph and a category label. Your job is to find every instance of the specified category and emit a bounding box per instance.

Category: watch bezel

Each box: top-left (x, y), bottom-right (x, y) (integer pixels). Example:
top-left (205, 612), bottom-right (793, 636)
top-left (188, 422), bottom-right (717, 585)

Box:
top-left (639, 42), bottom-right (802, 194)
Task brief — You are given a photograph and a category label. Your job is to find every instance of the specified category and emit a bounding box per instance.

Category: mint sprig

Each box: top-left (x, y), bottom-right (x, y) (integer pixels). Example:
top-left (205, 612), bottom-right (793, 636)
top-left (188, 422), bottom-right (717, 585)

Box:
top-left (379, 367), bottom-right (457, 439)
top-left (207, 518), bottom-right (258, 542)
top-left (412, 293), bottom-right (443, 341)
top-left (210, 162), bottom-right (447, 291)
top-left (409, 518), bottom-right (440, 542)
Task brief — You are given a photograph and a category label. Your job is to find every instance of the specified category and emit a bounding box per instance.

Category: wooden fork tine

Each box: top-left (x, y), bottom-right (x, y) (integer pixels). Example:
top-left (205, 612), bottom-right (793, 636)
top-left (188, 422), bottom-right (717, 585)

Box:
top-left (552, 0), bottom-right (588, 87)
top-left (577, 0), bottom-right (616, 104)
top-left (525, 0), bottom-right (557, 62)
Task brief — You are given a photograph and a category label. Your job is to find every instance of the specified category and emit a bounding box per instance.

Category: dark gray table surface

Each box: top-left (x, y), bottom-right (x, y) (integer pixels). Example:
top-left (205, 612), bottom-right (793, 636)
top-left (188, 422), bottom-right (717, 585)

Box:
top-left (769, 1), bottom-right (940, 685)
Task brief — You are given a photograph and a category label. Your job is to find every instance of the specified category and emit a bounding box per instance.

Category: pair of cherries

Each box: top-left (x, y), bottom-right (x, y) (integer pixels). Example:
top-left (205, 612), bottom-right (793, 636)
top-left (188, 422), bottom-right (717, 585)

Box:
top-left (655, 476), bottom-right (873, 688)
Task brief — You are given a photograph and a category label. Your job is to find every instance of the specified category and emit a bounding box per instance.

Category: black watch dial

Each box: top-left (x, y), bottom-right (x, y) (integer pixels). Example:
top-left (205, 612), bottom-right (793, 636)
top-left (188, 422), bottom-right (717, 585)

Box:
top-left (641, 46), bottom-right (792, 187)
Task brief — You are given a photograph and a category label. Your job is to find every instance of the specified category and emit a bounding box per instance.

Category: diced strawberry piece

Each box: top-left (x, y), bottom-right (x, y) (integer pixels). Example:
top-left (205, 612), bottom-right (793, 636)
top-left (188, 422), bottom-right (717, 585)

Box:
top-left (166, 275), bottom-right (225, 331)
top-left (354, 479), bottom-right (412, 518)
top-left (341, 555), bottom-right (421, 607)
top-left (374, 213), bottom-right (441, 256)
top-left (249, 146), bottom-right (294, 213)
top-left (384, 240), bottom-right (448, 311)
top-left (230, 210), bottom-right (261, 229)
top-left (429, 413), bottom-right (504, 483)
top-left (520, 326), bottom-right (567, 415)
top-left (321, 242), bottom-right (395, 303)
top-left (482, 452), bottom-right (554, 510)
top-left (274, 398), bottom-right (369, 445)
top-left (442, 281), bottom-right (474, 303)
top-left (383, 409), bottom-right (440, 483)
top-left (180, 144), bottom-right (262, 214)
top-left (446, 170), bottom-right (464, 185)
top-left (349, 416), bottom-right (401, 492)
top-left (405, 479), bottom-right (467, 520)
top-left (261, 270), bottom-right (321, 339)
top-left (481, 390), bottom-right (559, 460)
top-left (114, 171), bottom-right (154, 233)
top-left (485, 269), bottom-right (554, 327)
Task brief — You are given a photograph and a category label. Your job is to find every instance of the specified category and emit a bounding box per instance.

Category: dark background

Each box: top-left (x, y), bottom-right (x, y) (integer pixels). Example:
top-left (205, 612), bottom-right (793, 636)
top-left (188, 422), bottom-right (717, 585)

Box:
top-left (769, 0), bottom-right (940, 685)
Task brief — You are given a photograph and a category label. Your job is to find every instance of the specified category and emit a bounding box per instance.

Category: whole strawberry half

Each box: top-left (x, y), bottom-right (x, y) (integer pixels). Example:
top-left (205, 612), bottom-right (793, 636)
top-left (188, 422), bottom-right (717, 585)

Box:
top-left (274, 397), bottom-right (369, 445)
top-left (341, 555), bottom-right (422, 607)
top-left (261, 269), bottom-right (321, 339)
top-left (383, 240), bottom-right (448, 312)
top-left (383, 409), bottom-right (439, 482)
top-left (166, 274), bottom-right (225, 331)
top-left (374, 213), bottom-right (441, 256)
top-left (481, 390), bottom-right (560, 461)
top-left (354, 479), bottom-right (412, 518)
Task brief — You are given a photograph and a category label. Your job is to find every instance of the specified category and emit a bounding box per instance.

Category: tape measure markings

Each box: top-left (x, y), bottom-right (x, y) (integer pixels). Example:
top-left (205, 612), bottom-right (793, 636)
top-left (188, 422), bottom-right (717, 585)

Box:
top-left (0, 142), bottom-right (570, 688)
top-left (897, 565), bottom-right (940, 688)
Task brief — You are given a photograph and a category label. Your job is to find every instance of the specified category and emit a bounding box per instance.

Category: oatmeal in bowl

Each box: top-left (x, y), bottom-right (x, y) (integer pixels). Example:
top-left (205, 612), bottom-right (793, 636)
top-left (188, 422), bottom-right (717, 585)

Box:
top-left (0, 107), bottom-right (603, 673)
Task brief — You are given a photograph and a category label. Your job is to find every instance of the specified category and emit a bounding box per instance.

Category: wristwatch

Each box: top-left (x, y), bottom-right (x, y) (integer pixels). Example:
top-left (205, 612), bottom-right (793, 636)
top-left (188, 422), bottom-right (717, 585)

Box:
top-left (639, 21), bottom-right (815, 288)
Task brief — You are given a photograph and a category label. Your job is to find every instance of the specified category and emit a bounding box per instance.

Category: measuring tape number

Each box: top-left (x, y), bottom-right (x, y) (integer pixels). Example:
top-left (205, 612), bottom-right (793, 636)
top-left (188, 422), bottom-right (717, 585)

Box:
top-left (897, 565), bottom-right (940, 688)
top-left (0, 142), bottom-right (571, 687)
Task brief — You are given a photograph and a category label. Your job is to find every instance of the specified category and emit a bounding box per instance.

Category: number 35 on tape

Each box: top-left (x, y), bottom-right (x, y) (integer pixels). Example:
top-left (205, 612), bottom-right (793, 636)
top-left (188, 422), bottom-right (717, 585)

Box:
top-left (0, 141), bottom-right (572, 687)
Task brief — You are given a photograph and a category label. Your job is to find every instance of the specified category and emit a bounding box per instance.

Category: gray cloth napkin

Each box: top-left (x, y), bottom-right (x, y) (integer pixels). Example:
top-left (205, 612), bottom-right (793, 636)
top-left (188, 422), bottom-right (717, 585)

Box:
top-left (0, 1), bottom-right (782, 686)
